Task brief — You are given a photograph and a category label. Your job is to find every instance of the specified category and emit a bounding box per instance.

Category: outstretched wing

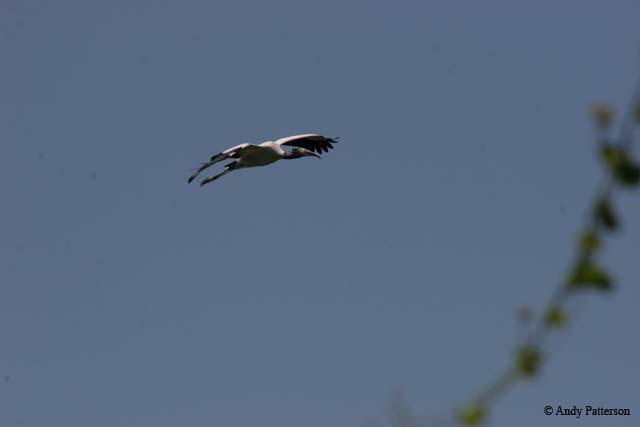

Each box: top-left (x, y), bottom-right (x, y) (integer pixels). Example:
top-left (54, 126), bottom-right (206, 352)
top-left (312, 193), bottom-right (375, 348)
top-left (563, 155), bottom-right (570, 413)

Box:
top-left (187, 143), bottom-right (252, 183)
top-left (275, 134), bottom-right (339, 154)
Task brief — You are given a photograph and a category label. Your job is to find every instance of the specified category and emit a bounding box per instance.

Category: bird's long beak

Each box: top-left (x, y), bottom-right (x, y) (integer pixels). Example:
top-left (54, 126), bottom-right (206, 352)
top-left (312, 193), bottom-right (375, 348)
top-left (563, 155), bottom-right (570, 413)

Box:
top-left (307, 151), bottom-right (321, 159)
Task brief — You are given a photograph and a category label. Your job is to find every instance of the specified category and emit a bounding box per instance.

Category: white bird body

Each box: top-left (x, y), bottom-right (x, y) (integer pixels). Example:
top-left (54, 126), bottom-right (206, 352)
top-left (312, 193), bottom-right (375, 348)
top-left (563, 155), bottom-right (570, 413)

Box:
top-left (187, 134), bottom-right (339, 186)
top-left (236, 142), bottom-right (284, 167)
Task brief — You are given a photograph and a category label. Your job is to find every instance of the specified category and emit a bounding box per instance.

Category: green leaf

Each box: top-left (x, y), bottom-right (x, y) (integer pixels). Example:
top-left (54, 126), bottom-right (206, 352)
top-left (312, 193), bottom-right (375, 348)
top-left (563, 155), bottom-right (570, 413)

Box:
top-left (601, 144), bottom-right (624, 169)
top-left (459, 405), bottom-right (486, 426)
top-left (593, 195), bottom-right (618, 231)
top-left (634, 103), bottom-right (640, 123)
top-left (578, 230), bottom-right (600, 254)
top-left (568, 259), bottom-right (613, 291)
top-left (600, 144), bottom-right (640, 187)
top-left (591, 103), bottom-right (614, 128)
top-left (545, 306), bottom-right (567, 327)
top-left (617, 162), bottom-right (640, 186)
top-left (516, 346), bottom-right (541, 378)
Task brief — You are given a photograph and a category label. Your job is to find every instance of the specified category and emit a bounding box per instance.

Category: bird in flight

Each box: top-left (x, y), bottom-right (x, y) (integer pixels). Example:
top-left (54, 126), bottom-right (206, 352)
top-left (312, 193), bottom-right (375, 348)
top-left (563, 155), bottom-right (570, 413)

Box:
top-left (187, 133), bottom-right (339, 186)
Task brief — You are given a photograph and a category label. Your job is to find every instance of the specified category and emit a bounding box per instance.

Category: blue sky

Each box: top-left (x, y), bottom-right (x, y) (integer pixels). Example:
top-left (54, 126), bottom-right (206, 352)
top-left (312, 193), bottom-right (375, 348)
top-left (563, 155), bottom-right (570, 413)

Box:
top-left (1, 1), bottom-right (639, 426)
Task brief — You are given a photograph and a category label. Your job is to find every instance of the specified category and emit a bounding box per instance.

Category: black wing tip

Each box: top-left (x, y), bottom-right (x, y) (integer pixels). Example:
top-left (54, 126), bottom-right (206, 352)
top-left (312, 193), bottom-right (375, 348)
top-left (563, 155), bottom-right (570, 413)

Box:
top-left (323, 136), bottom-right (339, 152)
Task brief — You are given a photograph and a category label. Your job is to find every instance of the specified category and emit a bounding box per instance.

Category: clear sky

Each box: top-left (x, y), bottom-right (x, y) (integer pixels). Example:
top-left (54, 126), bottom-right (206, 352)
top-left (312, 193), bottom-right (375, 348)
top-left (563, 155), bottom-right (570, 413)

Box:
top-left (1, 1), bottom-right (639, 426)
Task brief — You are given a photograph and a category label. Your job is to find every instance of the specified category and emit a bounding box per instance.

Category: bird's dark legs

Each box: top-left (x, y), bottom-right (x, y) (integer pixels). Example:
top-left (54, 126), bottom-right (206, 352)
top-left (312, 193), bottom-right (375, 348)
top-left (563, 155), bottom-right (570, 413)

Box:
top-left (200, 161), bottom-right (243, 186)
top-left (200, 168), bottom-right (230, 186)
top-left (187, 151), bottom-right (226, 183)
top-left (188, 161), bottom-right (212, 183)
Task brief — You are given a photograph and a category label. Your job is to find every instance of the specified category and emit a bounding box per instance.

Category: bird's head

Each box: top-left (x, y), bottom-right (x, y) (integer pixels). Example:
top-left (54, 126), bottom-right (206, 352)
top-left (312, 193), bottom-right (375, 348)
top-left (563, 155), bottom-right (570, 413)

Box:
top-left (286, 148), bottom-right (321, 159)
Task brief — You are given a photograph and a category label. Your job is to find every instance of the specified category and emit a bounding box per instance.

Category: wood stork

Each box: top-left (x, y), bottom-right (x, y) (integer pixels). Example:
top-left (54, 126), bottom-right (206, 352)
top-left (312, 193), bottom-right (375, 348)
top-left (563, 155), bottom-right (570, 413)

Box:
top-left (187, 134), bottom-right (339, 186)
